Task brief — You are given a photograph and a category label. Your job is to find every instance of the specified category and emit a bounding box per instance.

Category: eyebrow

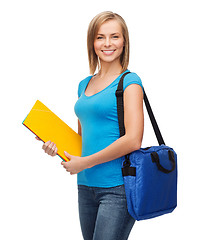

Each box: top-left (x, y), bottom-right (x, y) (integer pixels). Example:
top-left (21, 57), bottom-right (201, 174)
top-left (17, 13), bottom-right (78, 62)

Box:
top-left (97, 32), bottom-right (120, 36)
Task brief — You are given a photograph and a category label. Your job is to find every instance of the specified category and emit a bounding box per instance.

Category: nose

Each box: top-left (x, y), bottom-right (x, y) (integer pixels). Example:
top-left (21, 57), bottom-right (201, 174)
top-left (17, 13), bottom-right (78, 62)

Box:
top-left (104, 37), bottom-right (111, 47)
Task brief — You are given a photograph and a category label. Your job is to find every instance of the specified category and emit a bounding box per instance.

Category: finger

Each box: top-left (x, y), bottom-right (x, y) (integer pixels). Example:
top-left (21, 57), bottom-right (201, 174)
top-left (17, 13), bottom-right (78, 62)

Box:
top-left (61, 161), bottom-right (68, 169)
top-left (42, 140), bottom-right (51, 150)
top-left (43, 142), bottom-right (56, 156)
top-left (44, 142), bottom-right (54, 154)
top-left (50, 145), bottom-right (57, 157)
top-left (35, 136), bottom-right (41, 141)
top-left (52, 146), bottom-right (58, 156)
top-left (64, 151), bottom-right (71, 160)
top-left (46, 142), bottom-right (55, 155)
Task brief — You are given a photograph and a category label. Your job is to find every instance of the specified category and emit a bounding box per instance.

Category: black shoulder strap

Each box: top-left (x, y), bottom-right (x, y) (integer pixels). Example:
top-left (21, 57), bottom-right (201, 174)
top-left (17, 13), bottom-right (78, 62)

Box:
top-left (115, 71), bottom-right (165, 146)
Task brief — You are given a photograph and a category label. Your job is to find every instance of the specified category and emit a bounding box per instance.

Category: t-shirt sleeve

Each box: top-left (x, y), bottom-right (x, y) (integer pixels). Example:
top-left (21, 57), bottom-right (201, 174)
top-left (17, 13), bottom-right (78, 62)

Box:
top-left (77, 76), bottom-right (92, 98)
top-left (123, 72), bottom-right (143, 93)
top-left (78, 81), bottom-right (83, 98)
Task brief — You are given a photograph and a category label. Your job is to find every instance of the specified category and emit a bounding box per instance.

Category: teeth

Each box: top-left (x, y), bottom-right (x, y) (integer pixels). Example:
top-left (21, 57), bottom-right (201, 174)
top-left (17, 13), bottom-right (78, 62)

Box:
top-left (102, 50), bottom-right (115, 55)
top-left (103, 50), bottom-right (114, 53)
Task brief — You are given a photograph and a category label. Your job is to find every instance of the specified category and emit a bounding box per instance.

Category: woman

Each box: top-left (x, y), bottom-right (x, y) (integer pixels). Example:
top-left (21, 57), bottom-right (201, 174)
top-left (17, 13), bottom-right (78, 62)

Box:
top-left (39, 11), bottom-right (144, 240)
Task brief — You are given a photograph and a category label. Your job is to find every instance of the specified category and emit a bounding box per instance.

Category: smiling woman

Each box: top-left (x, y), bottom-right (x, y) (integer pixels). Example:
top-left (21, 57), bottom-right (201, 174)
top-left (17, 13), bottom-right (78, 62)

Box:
top-left (39, 11), bottom-right (144, 240)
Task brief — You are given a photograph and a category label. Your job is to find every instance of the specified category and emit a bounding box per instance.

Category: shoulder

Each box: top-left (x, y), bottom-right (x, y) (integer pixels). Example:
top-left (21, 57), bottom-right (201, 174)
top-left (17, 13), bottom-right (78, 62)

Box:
top-left (123, 71), bottom-right (143, 92)
top-left (78, 75), bottom-right (92, 89)
top-left (78, 75), bottom-right (92, 97)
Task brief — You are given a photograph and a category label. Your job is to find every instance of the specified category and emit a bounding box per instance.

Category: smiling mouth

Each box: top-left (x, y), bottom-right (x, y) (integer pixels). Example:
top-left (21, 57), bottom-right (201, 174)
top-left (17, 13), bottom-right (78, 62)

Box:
top-left (102, 50), bottom-right (116, 55)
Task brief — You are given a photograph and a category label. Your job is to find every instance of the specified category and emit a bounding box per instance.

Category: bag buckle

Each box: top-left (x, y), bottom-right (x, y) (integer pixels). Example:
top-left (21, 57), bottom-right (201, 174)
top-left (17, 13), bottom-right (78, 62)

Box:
top-left (115, 90), bottom-right (123, 97)
top-left (123, 154), bottom-right (131, 167)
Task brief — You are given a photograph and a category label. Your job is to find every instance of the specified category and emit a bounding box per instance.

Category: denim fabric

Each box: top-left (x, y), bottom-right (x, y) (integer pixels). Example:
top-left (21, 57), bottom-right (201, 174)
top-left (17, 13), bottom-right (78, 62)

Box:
top-left (78, 184), bottom-right (135, 240)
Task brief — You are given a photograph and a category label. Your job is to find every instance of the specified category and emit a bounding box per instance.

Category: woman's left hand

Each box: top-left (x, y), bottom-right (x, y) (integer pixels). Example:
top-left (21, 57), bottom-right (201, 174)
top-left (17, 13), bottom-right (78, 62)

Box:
top-left (61, 151), bottom-right (87, 175)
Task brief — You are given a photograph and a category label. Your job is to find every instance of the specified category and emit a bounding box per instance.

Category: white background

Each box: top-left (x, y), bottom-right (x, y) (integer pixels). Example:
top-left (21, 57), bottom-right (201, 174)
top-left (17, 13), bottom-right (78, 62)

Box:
top-left (1, 0), bottom-right (203, 239)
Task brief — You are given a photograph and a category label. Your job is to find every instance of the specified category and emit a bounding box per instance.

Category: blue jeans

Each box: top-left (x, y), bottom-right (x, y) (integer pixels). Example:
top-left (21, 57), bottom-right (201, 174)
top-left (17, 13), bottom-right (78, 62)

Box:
top-left (78, 184), bottom-right (135, 240)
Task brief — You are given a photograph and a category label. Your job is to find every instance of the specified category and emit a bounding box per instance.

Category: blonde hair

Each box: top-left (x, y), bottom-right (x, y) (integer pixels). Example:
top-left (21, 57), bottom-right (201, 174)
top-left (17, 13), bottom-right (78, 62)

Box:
top-left (87, 11), bottom-right (130, 75)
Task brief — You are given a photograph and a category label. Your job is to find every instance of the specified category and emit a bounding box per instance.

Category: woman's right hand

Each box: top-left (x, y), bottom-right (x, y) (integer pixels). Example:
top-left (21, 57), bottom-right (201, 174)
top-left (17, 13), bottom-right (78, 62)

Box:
top-left (35, 137), bottom-right (58, 157)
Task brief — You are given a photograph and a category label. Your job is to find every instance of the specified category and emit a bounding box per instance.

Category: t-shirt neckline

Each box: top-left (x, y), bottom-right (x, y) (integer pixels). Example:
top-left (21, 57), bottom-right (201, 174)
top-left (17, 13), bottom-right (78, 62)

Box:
top-left (83, 70), bottom-right (129, 98)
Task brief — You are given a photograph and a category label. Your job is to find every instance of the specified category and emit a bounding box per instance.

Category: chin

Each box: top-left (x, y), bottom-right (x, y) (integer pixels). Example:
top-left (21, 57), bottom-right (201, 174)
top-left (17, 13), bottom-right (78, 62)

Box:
top-left (99, 55), bottom-right (122, 64)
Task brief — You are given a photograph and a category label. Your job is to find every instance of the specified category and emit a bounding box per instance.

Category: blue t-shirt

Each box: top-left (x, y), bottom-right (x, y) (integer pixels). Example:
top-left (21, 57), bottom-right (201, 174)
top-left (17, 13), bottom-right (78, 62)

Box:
top-left (74, 70), bottom-right (143, 187)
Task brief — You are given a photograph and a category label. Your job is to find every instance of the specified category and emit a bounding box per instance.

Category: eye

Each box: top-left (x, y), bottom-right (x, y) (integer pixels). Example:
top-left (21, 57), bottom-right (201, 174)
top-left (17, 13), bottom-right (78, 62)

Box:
top-left (112, 35), bottom-right (119, 39)
top-left (97, 36), bottom-right (103, 39)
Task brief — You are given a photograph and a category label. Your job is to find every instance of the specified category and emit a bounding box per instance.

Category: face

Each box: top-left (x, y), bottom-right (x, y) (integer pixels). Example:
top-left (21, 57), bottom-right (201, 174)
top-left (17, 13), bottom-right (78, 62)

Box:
top-left (94, 19), bottom-right (124, 65)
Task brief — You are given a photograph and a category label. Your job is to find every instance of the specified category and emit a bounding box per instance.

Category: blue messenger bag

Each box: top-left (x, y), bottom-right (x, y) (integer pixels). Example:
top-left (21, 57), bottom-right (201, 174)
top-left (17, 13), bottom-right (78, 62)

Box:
top-left (116, 72), bottom-right (177, 221)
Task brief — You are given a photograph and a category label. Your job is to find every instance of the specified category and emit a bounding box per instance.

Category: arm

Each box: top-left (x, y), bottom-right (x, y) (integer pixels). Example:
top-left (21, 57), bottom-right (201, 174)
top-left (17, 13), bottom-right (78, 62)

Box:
top-left (77, 96), bottom-right (82, 137)
top-left (78, 119), bottom-right (82, 136)
top-left (62, 84), bottom-right (144, 174)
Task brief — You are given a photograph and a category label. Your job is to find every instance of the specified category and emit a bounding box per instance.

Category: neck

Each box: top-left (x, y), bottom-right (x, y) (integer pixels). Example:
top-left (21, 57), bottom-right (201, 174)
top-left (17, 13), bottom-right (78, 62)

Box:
top-left (98, 60), bottom-right (123, 78)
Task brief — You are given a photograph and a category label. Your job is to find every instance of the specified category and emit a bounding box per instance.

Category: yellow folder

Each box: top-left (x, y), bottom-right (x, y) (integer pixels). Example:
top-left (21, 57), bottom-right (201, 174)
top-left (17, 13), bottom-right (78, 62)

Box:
top-left (22, 100), bottom-right (82, 161)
